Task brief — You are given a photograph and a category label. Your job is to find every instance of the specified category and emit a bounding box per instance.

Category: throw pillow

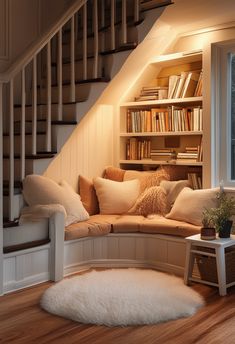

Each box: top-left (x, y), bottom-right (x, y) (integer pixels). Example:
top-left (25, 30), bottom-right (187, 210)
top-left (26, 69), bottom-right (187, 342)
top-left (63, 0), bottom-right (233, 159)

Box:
top-left (103, 166), bottom-right (125, 181)
top-left (124, 168), bottom-right (170, 193)
top-left (160, 179), bottom-right (191, 211)
top-left (165, 187), bottom-right (219, 226)
top-left (22, 175), bottom-right (89, 226)
top-left (79, 175), bottom-right (99, 215)
top-left (128, 186), bottom-right (167, 217)
top-left (93, 177), bottom-right (140, 214)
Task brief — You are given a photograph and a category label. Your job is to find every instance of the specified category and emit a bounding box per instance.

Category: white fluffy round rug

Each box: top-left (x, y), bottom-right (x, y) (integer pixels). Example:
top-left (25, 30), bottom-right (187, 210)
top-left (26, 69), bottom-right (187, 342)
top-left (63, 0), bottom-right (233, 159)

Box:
top-left (41, 269), bottom-right (204, 326)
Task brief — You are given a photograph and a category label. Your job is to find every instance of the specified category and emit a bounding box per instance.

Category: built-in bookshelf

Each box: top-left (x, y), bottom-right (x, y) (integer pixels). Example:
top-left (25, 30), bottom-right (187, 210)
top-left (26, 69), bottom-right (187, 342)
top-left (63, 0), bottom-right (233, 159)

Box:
top-left (119, 50), bottom-right (204, 187)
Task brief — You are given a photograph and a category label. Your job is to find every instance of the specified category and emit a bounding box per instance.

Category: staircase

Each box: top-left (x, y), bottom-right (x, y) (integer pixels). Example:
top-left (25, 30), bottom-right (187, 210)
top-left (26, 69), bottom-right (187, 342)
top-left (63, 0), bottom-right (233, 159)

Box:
top-left (0, 0), bottom-right (173, 228)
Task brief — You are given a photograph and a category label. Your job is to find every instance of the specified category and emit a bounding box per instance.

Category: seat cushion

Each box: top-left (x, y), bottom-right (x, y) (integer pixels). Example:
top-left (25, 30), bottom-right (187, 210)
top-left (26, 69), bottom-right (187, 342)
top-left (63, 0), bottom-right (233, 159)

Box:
top-left (65, 214), bottom-right (117, 241)
top-left (111, 215), bottom-right (145, 233)
top-left (140, 215), bottom-right (201, 237)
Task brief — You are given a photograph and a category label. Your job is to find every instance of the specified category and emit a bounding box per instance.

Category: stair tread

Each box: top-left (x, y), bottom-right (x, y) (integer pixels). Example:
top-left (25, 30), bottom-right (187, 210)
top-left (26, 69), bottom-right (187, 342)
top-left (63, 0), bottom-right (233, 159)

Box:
top-left (3, 239), bottom-right (50, 253)
top-left (41, 77), bottom-right (110, 89)
top-left (3, 131), bottom-right (46, 137)
top-left (14, 101), bottom-right (78, 108)
top-left (13, 119), bottom-right (77, 125)
top-left (141, 0), bottom-right (174, 11)
top-left (3, 219), bottom-right (19, 228)
top-left (3, 152), bottom-right (56, 159)
top-left (100, 42), bottom-right (137, 55)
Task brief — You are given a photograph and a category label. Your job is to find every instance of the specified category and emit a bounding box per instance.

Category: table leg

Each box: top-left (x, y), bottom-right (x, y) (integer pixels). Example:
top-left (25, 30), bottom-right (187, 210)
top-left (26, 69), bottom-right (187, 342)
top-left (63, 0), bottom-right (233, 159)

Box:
top-left (216, 246), bottom-right (227, 296)
top-left (184, 242), bottom-right (194, 285)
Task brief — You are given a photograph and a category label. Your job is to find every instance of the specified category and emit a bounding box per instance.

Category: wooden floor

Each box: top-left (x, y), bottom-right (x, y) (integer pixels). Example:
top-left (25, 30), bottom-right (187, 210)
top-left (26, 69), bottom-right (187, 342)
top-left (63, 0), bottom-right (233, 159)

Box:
top-left (1, 271), bottom-right (235, 344)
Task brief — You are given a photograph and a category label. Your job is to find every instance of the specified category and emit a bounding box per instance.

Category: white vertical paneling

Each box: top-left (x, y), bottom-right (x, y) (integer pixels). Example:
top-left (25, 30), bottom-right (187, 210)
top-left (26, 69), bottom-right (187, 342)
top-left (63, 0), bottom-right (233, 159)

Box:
top-left (32, 57), bottom-right (37, 155)
top-left (9, 79), bottom-right (14, 221)
top-left (93, 237), bottom-right (108, 259)
top-left (107, 236), bottom-right (119, 259)
top-left (20, 69), bottom-right (26, 180)
top-left (83, 2), bottom-right (87, 80)
top-left (83, 239), bottom-right (93, 261)
top-left (121, 0), bottom-right (127, 45)
top-left (46, 41), bottom-right (51, 152)
top-left (135, 237), bottom-right (146, 260)
top-left (110, 0), bottom-right (115, 50)
top-left (119, 237), bottom-right (135, 259)
top-left (146, 238), bottom-right (167, 262)
top-left (93, 0), bottom-right (98, 78)
top-left (0, 83), bottom-right (3, 295)
top-left (57, 29), bottom-right (63, 120)
top-left (134, 0), bottom-right (140, 23)
top-left (167, 241), bottom-right (186, 267)
top-left (70, 15), bottom-right (76, 102)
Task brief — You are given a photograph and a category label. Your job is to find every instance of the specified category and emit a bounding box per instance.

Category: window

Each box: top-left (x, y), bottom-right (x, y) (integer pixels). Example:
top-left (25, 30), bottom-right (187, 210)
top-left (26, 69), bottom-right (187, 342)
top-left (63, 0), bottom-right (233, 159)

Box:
top-left (213, 42), bottom-right (235, 187)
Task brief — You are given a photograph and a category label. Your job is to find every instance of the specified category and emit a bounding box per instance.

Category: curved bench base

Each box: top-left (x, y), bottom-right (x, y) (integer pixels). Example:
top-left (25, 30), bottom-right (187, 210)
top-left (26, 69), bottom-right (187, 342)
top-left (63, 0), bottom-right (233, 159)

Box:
top-left (64, 233), bottom-right (187, 277)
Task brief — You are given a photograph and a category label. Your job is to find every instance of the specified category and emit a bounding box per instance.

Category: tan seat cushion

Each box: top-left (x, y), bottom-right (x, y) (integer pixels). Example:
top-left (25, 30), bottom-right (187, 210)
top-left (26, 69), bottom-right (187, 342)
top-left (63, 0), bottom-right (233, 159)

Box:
top-left (65, 214), bottom-right (117, 241)
top-left (112, 215), bottom-right (145, 233)
top-left (140, 215), bottom-right (200, 237)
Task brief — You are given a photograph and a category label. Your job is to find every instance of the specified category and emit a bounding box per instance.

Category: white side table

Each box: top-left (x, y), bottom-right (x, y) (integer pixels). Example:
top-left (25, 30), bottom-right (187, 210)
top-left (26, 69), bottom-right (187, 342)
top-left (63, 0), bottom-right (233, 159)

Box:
top-left (184, 234), bottom-right (235, 296)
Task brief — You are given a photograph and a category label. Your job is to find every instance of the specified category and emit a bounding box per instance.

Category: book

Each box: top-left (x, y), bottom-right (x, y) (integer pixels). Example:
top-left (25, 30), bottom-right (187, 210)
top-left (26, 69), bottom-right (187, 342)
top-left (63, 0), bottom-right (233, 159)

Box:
top-left (181, 71), bottom-right (200, 98)
top-left (168, 75), bottom-right (180, 99)
top-left (174, 71), bottom-right (188, 98)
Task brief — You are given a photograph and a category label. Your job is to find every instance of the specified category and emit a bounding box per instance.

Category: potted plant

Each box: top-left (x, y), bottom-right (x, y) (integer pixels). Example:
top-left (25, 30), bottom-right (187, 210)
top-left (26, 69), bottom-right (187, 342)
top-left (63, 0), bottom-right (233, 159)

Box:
top-left (201, 208), bottom-right (216, 240)
top-left (203, 191), bottom-right (235, 238)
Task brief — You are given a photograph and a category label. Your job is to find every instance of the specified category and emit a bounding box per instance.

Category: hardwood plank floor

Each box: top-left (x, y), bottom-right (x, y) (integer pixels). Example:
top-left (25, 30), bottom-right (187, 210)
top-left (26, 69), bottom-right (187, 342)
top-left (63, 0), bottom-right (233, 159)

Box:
top-left (1, 271), bottom-right (235, 344)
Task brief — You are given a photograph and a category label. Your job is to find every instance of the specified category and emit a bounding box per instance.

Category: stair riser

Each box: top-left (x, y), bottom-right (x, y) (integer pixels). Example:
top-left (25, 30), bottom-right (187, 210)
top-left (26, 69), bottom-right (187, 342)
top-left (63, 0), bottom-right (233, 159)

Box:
top-left (3, 158), bottom-right (53, 181)
top-left (38, 83), bottom-right (89, 103)
top-left (3, 194), bottom-right (24, 219)
top-left (60, 58), bottom-right (103, 83)
top-left (14, 103), bottom-right (77, 122)
top-left (3, 134), bottom-right (47, 155)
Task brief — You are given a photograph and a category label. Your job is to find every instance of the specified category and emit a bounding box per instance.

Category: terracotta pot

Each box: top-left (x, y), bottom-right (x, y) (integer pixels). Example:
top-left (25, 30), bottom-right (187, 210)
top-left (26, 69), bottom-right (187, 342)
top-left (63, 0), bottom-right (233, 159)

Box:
top-left (200, 227), bottom-right (216, 240)
top-left (218, 220), bottom-right (233, 238)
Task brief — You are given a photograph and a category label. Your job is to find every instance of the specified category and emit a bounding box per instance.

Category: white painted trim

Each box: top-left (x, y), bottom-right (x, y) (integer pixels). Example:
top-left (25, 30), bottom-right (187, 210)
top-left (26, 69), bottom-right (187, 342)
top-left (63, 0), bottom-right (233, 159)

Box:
top-left (180, 21), bottom-right (235, 38)
top-left (3, 272), bottom-right (50, 294)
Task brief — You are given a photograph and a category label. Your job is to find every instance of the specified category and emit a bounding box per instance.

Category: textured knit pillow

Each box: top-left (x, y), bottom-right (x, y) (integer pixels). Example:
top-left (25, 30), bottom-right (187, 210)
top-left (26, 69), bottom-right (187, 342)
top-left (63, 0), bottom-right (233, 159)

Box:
top-left (22, 175), bottom-right (89, 226)
top-left (166, 187), bottom-right (219, 226)
top-left (93, 177), bottom-right (140, 214)
top-left (79, 175), bottom-right (99, 215)
top-left (124, 168), bottom-right (170, 193)
top-left (128, 186), bottom-right (167, 217)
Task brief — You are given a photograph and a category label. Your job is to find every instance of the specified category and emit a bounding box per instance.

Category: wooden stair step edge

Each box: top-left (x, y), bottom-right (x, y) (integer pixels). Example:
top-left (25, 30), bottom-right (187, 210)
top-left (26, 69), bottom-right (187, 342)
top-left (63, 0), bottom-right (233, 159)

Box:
top-left (3, 239), bottom-right (50, 254)
top-left (141, 0), bottom-right (174, 12)
top-left (3, 152), bottom-right (56, 159)
top-left (3, 218), bottom-right (20, 228)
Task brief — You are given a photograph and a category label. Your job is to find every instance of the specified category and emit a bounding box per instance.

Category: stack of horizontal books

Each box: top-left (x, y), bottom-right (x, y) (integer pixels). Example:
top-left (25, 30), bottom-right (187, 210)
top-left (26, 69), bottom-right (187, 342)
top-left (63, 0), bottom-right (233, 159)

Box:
top-left (150, 149), bottom-right (176, 161)
top-left (177, 146), bottom-right (200, 162)
top-left (135, 86), bottom-right (168, 101)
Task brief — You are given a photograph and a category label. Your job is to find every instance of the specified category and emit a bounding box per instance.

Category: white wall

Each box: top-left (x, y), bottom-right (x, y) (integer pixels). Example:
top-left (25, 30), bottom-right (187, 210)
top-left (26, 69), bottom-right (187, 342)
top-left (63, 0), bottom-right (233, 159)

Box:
top-left (43, 0), bottom-right (235, 189)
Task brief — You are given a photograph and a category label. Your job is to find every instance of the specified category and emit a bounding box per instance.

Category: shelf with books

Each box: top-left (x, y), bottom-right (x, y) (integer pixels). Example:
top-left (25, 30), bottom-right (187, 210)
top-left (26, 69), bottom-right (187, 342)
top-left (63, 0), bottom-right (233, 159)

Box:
top-left (118, 50), bottom-right (204, 184)
top-left (119, 159), bottom-right (203, 167)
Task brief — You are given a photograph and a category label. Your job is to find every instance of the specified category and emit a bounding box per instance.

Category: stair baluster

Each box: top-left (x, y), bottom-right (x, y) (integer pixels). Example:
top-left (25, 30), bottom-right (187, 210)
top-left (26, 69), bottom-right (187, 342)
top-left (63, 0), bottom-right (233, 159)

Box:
top-left (93, 0), bottom-right (99, 79)
top-left (32, 56), bottom-right (37, 155)
top-left (9, 80), bottom-right (14, 221)
top-left (70, 15), bottom-right (76, 102)
top-left (57, 29), bottom-right (63, 121)
top-left (121, 0), bottom-right (127, 45)
top-left (111, 0), bottom-right (116, 51)
top-left (83, 2), bottom-right (88, 80)
top-left (46, 41), bottom-right (52, 152)
top-left (20, 69), bottom-right (26, 180)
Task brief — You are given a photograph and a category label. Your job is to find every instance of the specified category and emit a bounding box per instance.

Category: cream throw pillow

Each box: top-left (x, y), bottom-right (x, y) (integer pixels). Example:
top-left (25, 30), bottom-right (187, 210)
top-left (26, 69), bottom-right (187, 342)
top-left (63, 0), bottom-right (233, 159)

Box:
top-left (165, 187), bottom-right (219, 226)
top-left (160, 179), bottom-right (190, 211)
top-left (22, 175), bottom-right (89, 226)
top-left (93, 177), bottom-right (140, 214)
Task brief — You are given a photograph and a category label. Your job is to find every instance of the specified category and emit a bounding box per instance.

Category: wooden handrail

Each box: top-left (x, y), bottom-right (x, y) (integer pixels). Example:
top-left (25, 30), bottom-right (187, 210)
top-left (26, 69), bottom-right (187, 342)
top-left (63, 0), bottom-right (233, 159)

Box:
top-left (0, 0), bottom-right (87, 83)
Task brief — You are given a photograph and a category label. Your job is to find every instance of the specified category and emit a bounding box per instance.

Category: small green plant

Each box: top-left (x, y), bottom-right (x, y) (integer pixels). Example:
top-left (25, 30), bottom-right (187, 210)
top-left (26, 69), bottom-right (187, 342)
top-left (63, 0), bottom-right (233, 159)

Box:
top-left (203, 191), bottom-right (235, 232)
top-left (202, 208), bottom-right (214, 228)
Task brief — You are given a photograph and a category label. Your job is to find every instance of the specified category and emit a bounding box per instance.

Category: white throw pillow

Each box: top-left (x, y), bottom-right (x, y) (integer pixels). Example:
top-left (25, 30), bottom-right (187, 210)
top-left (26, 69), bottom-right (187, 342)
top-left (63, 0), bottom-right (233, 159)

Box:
top-left (165, 187), bottom-right (219, 226)
top-left (22, 175), bottom-right (89, 226)
top-left (160, 179), bottom-right (190, 210)
top-left (93, 177), bottom-right (140, 214)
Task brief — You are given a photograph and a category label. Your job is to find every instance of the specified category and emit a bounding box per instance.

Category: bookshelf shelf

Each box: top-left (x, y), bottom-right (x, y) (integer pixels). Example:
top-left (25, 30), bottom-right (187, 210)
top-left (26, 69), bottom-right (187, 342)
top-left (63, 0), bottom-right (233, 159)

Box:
top-left (119, 159), bottom-right (203, 166)
top-left (120, 131), bottom-right (203, 137)
top-left (121, 96), bottom-right (203, 108)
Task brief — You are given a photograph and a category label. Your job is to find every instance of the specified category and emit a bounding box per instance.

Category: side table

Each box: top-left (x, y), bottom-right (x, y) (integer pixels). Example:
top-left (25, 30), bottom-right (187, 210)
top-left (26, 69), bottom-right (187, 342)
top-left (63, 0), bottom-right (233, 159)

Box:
top-left (184, 234), bottom-right (235, 296)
